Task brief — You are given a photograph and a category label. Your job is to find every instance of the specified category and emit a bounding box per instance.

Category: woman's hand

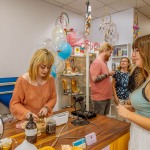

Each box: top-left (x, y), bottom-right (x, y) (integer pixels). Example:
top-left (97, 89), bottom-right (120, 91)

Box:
top-left (26, 112), bottom-right (38, 120)
top-left (117, 104), bottom-right (131, 119)
top-left (124, 104), bottom-right (135, 112)
top-left (114, 96), bottom-right (119, 105)
top-left (39, 106), bottom-right (49, 117)
top-left (108, 70), bottom-right (115, 76)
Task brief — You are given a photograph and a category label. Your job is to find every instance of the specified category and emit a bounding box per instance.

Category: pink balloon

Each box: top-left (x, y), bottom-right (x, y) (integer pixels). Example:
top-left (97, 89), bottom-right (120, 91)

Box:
top-left (66, 31), bottom-right (84, 46)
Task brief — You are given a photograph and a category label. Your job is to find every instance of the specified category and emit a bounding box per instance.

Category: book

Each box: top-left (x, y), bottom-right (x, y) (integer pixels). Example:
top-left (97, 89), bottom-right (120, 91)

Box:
top-left (118, 49), bottom-right (122, 56)
top-left (113, 48), bottom-right (118, 57)
top-left (122, 49), bottom-right (127, 56)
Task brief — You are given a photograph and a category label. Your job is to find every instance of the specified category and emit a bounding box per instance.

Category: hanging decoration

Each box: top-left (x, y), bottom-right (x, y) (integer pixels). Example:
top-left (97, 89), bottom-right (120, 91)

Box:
top-left (85, 0), bottom-right (92, 37)
top-left (99, 9), bottom-right (119, 44)
top-left (55, 12), bottom-right (69, 29)
top-left (36, 12), bottom-right (73, 78)
top-left (133, 11), bottom-right (140, 39)
top-left (133, 0), bottom-right (140, 39)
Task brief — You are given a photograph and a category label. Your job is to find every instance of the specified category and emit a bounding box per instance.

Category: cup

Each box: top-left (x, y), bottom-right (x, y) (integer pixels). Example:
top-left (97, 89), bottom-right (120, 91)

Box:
top-left (0, 138), bottom-right (12, 150)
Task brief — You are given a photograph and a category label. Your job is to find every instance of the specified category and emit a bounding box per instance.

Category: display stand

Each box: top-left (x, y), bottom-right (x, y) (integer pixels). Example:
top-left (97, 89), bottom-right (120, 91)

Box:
top-left (61, 73), bottom-right (83, 108)
top-left (60, 52), bottom-right (96, 109)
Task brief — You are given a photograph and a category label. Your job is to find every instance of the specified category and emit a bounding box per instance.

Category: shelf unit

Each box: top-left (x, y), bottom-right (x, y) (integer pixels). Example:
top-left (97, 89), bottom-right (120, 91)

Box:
top-left (60, 73), bottom-right (84, 108)
top-left (60, 53), bottom-right (96, 109)
top-left (111, 43), bottom-right (131, 70)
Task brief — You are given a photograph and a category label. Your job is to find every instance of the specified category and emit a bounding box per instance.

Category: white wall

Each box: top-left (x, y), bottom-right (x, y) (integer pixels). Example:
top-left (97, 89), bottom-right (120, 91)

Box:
top-left (137, 10), bottom-right (150, 36)
top-left (90, 8), bottom-right (134, 44)
top-left (0, 0), bottom-right (84, 77)
top-left (90, 8), bottom-right (134, 69)
top-left (0, 0), bottom-right (85, 111)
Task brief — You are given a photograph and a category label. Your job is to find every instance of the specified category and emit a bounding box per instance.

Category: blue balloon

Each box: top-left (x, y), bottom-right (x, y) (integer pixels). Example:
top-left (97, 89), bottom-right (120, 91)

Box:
top-left (51, 65), bottom-right (57, 78)
top-left (58, 42), bottom-right (72, 60)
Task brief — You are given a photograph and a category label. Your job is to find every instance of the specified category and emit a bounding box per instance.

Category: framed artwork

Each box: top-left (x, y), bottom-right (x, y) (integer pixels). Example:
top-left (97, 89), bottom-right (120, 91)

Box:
top-left (74, 46), bottom-right (80, 55)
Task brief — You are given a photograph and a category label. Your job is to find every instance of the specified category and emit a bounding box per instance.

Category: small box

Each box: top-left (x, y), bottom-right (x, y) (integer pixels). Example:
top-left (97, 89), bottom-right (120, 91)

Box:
top-left (85, 132), bottom-right (97, 146)
top-left (50, 111), bottom-right (69, 126)
top-left (73, 138), bottom-right (86, 149)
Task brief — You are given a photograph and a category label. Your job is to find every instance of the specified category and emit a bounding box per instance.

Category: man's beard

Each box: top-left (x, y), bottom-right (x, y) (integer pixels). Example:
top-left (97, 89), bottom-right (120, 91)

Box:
top-left (105, 55), bottom-right (110, 61)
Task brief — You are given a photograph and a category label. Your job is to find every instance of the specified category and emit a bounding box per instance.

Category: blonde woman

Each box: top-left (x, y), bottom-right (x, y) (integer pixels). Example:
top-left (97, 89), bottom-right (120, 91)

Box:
top-left (10, 49), bottom-right (57, 120)
top-left (112, 57), bottom-right (131, 105)
top-left (117, 34), bottom-right (150, 150)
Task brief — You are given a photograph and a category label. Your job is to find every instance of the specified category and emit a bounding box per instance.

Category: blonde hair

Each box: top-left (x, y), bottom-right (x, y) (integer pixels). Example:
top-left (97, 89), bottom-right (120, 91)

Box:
top-left (28, 48), bottom-right (54, 80)
top-left (134, 34), bottom-right (150, 74)
top-left (117, 57), bottom-right (131, 72)
top-left (99, 42), bottom-right (113, 53)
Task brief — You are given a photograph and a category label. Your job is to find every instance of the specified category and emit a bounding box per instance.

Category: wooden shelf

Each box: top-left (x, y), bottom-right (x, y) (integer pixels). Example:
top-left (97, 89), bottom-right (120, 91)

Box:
top-left (112, 56), bottom-right (128, 59)
top-left (61, 73), bottom-right (83, 77)
top-left (62, 93), bottom-right (83, 96)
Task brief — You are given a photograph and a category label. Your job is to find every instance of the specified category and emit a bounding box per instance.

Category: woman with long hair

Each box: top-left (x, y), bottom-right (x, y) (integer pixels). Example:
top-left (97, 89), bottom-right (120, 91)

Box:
top-left (117, 34), bottom-right (150, 150)
top-left (112, 57), bottom-right (131, 105)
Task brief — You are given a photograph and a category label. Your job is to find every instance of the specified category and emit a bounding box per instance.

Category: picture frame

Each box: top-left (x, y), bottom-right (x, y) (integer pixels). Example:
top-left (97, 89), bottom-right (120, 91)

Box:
top-left (74, 46), bottom-right (80, 55)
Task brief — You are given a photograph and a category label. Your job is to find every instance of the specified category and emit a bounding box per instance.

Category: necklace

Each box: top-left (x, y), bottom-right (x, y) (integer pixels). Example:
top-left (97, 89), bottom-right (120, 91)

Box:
top-left (37, 80), bottom-right (42, 86)
top-left (37, 82), bottom-right (41, 86)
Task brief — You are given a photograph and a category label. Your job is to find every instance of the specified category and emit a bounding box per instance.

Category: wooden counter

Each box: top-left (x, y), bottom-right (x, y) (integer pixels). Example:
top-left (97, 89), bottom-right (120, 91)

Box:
top-left (3, 109), bottom-right (130, 150)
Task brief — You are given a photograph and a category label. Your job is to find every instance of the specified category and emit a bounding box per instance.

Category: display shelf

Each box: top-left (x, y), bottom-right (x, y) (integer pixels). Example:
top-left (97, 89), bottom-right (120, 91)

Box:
top-left (60, 74), bottom-right (84, 108)
top-left (112, 56), bottom-right (128, 59)
top-left (62, 93), bottom-right (83, 96)
top-left (61, 73), bottom-right (83, 77)
top-left (60, 53), bottom-right (96, 109)
top-left (111, 43), bottom-right (131, 70)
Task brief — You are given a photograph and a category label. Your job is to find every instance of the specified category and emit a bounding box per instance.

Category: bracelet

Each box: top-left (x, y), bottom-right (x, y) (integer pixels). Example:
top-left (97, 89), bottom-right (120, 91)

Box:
top-left (43, 106), bottom-right (50, 112)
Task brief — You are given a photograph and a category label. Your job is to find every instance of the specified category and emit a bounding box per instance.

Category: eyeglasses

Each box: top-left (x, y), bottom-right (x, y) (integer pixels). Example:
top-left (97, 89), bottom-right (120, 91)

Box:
top-left (121, 60), bottom-right (128, 62)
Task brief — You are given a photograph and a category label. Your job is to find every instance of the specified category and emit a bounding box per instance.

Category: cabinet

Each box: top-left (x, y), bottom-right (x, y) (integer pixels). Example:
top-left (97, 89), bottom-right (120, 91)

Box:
top-left (111, 43), bottom-right (131, 70)
top-left (60, 73), bottom-right (84, 108)
top-left (60, 53), bottom-right (96, 109)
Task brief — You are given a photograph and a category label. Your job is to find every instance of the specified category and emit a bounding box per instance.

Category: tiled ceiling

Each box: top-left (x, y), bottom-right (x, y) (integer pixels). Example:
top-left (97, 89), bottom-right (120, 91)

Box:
top-left (42, 0), bottom-right (150, 20)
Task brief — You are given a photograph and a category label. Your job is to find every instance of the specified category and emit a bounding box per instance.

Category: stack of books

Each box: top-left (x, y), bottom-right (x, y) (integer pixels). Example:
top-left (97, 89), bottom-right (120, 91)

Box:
top-left (112, 48), bottom-right (127, 57)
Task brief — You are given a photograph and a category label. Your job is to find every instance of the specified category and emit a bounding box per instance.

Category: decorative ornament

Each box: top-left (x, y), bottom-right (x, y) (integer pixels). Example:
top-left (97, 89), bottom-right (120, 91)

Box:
top-left (64, 28), bottom-right (74, 35)
top-left (99, 11), bottom-right (119, 45)
top-left (55, 12), bottom-right (69, 29)
top-left (133, 11), bottom-right (140, 39)
top-left (85, 0), bottom-right (92, 37)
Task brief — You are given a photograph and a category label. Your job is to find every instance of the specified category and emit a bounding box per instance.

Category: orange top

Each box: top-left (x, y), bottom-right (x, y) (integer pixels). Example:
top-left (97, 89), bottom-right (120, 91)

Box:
top-left (10, 76), bottom-right (57, 120)
top-left (90, 58), bottom-right (113, 101)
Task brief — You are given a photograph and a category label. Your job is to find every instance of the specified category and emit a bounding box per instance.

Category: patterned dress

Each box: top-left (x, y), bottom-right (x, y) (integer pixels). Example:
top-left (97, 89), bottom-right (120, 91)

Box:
top-left (113, 70), bottom-right (130, 100)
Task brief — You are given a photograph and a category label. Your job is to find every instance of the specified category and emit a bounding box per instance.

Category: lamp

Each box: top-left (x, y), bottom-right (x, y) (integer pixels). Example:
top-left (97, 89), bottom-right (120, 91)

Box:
top-left (71, 95), bottom-right (89, 126)
top-left (0, 115), bottom-right (4, 139)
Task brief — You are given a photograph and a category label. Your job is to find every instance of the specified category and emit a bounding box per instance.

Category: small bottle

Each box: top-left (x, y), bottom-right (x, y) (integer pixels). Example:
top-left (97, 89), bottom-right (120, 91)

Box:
top-left (25, 114), bottom-right (37, 144)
